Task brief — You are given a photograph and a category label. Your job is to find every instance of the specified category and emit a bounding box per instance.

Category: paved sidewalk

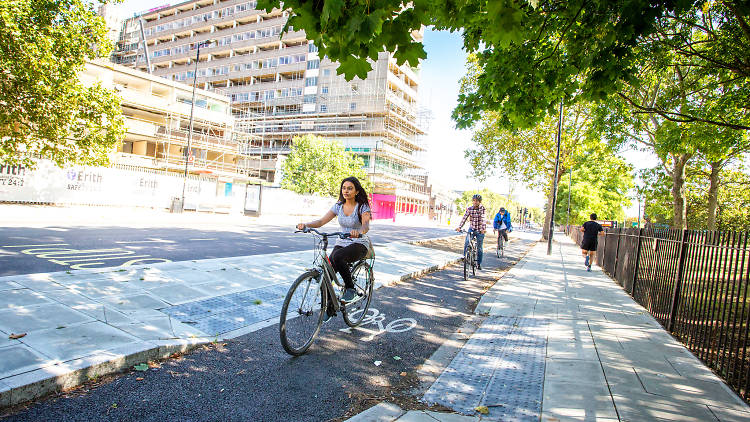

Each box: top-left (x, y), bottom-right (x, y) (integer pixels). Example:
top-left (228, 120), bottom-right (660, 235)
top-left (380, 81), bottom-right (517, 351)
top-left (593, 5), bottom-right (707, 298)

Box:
top-left (0, 240), bottom-right (461, 408)
top-left (347, 235), bottom-right (750, 422)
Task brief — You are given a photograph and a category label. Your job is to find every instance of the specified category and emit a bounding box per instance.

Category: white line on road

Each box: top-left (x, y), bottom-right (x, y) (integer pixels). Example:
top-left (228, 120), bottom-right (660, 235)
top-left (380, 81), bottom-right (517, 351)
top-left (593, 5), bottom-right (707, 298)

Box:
top-left (3, 243), bottom-right (69, 248)
top-left (114, 238), bottom-right (176, 244)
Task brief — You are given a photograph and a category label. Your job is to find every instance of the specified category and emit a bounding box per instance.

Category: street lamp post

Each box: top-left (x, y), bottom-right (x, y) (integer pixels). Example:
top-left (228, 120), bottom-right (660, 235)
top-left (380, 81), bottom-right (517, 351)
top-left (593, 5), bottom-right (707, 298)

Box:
top-left (180, 39), bottom-right (215, 211)
top-left (547, 98), bottom-right (564, 255)
top-left (566, 167), bottom-right (572, 229)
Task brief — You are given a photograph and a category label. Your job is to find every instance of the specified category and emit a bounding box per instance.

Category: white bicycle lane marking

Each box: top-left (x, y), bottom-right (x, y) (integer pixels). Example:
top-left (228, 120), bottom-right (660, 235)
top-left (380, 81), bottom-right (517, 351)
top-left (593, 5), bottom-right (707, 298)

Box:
top-left (338, 307), bottom-right (417, 341)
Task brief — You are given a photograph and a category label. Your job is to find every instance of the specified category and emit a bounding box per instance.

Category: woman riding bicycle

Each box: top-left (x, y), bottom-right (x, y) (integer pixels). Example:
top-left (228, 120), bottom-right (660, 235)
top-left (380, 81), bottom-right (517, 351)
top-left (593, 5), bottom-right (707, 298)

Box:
top-left (296, 176), bottom-right (372, 303)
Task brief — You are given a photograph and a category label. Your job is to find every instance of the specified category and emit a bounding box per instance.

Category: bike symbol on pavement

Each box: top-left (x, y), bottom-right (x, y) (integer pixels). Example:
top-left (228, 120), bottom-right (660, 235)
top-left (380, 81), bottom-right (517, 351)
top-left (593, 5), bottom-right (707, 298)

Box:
top-left (339, 308), bottom-right (417, 341)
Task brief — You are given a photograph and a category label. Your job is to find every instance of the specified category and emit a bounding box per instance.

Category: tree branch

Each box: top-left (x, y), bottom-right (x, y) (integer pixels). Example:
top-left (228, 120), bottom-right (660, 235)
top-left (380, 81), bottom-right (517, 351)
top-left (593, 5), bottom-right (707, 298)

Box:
top-left (617, 92), bottom-right (750, 130)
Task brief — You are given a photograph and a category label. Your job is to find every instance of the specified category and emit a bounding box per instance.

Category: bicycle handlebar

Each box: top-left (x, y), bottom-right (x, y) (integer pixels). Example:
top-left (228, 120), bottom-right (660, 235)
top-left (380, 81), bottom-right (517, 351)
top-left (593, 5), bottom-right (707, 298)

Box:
top-left (295, 227), bottom-right (352, 239)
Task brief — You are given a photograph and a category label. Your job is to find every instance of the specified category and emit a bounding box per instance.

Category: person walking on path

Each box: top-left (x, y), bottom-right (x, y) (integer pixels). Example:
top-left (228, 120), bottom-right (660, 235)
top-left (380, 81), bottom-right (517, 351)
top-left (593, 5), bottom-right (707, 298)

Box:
top-left (297, 176), bottom-right (372, 303)
top-left (580, 213), bottom-right (604, 271)
top-left (493, 207), bottom-right (512, 243)
top-left (456, 194), bottom-right (487, 270)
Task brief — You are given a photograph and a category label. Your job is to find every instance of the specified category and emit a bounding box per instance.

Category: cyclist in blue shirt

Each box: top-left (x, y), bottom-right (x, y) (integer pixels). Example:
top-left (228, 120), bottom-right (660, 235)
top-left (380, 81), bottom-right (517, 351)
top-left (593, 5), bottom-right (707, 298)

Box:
top-left (493, 207), bottom-right (512, 244)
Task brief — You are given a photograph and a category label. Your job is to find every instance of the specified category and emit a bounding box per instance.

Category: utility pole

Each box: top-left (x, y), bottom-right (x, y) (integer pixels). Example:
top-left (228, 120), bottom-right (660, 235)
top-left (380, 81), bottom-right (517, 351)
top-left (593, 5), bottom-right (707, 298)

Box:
top-left (547, 98), bottom-right (564, 255)
top-left (180, 39), bottom-right (214, 211)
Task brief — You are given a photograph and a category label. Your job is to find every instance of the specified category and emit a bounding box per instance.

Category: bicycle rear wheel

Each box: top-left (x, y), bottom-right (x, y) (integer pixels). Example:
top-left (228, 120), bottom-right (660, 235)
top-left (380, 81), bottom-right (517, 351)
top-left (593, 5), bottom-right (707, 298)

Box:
top-left (279, 270), bottom-right (326, 356)
top-left (343, 261), bottom-right (374, 327)
top-left (463, 247), bottom-right (470, 280)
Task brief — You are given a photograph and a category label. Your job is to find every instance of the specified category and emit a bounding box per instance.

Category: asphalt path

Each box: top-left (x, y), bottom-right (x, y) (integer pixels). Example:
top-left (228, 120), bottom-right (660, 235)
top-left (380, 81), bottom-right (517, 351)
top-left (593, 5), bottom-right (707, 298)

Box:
top-left (0, 223), bottom-right (456, 276)
top-left (1, 236), bottom-right (538, 422)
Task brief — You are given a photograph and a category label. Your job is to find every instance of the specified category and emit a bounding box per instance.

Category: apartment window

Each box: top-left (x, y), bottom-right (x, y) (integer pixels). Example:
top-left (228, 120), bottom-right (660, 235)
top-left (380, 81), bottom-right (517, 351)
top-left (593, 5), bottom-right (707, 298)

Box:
top-left (321, 85), bottom-right (329, 94)
top-left (295, 54), bottom-right (306, 63)
top-left (307, 59), bottom-right (319, 70)
top-left (303, 95), bottom-right (316, 104)
top-left (279, 56), bottom-right (290, 65)
top-left (305, 77), bottom-right (318, 87)
top-left (350, 102), bottom-right (356, 111)
top-left (308, 43), bottom-right (318, 53)
top-left (323, 69), bottom-right (331, 76)
top-left (264, 58), bottom-right (278, 68)
top-left (320, 104), bottom-right (327, 112)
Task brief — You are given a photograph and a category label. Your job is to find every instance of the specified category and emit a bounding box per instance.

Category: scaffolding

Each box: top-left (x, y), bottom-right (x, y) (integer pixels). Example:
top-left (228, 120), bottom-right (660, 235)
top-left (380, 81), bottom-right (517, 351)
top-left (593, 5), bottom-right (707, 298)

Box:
top-left (115, 99), bottom-right (262, 183)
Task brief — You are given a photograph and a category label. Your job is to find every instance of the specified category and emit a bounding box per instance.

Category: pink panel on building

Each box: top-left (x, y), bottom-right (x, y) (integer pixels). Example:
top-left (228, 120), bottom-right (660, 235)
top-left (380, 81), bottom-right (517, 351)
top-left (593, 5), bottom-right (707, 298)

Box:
top-left (370, 194), bottom-right (396, 221)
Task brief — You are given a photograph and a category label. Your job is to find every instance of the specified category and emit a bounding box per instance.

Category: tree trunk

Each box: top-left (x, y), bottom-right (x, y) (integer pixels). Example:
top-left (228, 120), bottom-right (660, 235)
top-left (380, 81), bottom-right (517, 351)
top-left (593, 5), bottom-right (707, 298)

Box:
top-left (707, 161), bottom-right (721, 231)
top-left (671, 153), bottom-right (691, 229)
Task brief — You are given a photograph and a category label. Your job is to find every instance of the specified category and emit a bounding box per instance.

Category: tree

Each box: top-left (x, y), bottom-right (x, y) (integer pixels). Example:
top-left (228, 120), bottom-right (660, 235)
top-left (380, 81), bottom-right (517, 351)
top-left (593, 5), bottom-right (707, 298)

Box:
top-left (463, 98), bottom-right (606, 239)
top-left (639, 162), bottom-right (750, 231)
top-left (0, 0), bottom-right (124, 169)
top-left (281, 134), bottom-right (371, 197)
top-left (554, 144), bottom-right (634, 226)
top-left (453, 189), bottom-right (533, 225)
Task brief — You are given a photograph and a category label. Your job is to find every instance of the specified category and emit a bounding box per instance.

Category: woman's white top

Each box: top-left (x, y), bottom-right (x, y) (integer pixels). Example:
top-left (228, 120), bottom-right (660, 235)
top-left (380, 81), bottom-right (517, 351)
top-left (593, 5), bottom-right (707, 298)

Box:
top-left (330, 202), bottom-right (371, 248)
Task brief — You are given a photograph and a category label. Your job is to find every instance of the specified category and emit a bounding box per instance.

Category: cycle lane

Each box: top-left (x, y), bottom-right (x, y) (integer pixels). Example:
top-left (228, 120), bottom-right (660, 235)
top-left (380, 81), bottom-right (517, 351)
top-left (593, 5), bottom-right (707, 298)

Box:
top-left (0, 235), bottom-right (539, 421)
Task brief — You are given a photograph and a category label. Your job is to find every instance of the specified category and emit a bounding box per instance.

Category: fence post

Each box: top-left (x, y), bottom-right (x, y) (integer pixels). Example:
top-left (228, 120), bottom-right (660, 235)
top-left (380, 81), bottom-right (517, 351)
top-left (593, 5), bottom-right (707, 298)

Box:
top-left (629, 228), bottom-right (643, 295)
top-left (668, 229), bottom-right (690, 332)
top-left (613, 228), bottom-right (622, 278)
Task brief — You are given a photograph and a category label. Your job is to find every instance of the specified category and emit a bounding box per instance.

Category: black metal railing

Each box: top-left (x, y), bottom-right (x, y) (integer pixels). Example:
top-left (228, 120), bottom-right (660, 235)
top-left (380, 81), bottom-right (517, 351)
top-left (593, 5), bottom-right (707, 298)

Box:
top-left (567, 226), bottom-right (750, 402)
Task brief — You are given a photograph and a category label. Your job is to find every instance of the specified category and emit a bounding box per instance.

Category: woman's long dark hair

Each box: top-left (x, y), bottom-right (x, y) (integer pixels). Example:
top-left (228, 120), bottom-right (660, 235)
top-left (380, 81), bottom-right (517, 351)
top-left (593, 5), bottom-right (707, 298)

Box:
top-left (337, 176), bottom-right (370, 222)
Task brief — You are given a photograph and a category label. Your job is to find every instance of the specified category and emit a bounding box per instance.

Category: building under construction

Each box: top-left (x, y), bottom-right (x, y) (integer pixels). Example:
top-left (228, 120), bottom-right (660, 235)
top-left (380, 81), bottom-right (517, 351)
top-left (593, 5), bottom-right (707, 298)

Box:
top-left (109, 0), bottom-right (432, 219)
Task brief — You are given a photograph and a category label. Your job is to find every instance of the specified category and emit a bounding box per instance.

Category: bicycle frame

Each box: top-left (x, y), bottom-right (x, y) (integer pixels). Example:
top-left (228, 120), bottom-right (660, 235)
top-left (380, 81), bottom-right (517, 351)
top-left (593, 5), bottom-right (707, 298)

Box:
top-left (313, 233), bottom-right (345, 314)
top-left (300, 228), bottom-right (368, 314)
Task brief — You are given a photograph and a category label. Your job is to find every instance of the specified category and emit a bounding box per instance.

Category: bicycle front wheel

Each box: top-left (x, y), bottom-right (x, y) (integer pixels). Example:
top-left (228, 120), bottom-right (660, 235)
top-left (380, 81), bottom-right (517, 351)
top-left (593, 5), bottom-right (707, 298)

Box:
top-left (279, 270), bottom-right (327, 356)
top-left (471, 249), bottom-right (476, 276)
top-left (343, 261), bottom-right (374, 327)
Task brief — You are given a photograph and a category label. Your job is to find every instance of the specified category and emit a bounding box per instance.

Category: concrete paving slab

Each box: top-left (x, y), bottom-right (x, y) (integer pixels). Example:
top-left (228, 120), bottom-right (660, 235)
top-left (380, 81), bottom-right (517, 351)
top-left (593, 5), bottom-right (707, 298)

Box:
top-left (544, 359), bottom-right (605, 386)
top-left (706, 404), bottom-right (750, 422)
top-left (636, 370), bottom-right (748, 409)
top-left (98, 293), bottom-right (168, 312)
top-left (541, 381), bottom-right (618, 421)
top-left (398, 411), bottom-right (478, 421)
top-left (18, 321), bottom-right (140, 362)
top-left (0, 303), bottom-right (94, 333)
top-left (423, 411), bottom-right (479, 421)
top-left (147, 284), bottom-right (209, 305)
top-left (599, 363), bottom-right (648, 396)
top-left (65, 279), bottom-right (139, 298)
top-left (344, 401), bottom-right (404, 422)
top-left (10, 274), bottom-right (68, 292)
top-left (0, 288), bottom-right (51, 309)
top-left (612, 392), bottom-right (718, 422)
top-left (0, 280), bottom-right (22, 291)
top-left (0, 345), bottom-right (50, 379)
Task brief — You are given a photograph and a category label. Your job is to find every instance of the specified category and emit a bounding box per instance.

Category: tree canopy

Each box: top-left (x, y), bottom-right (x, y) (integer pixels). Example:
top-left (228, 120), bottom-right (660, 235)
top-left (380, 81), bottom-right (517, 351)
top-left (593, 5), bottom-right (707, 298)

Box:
top-left (281, 134), bottom-right (371, 197)
top-left (257, 0), bottom-right (711, 129)
top-left (0, 0), bottom-right (124, 169)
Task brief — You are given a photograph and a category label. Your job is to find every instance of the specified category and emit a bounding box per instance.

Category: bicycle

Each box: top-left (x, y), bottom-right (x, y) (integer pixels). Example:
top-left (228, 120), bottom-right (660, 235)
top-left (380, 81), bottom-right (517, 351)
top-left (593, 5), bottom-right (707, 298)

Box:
top-left (279, 227), bottom-right (375, 356)
top-left (496, 229), bottom-right (506, 258)
top-left (459, 229), bottom-right (477, 280)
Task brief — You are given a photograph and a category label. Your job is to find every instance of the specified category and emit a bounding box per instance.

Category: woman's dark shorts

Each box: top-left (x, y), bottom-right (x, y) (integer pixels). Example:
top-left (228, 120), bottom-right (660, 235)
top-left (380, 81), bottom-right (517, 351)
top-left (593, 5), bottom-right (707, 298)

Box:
top-left (581, 238), bottom-right (598, 251)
